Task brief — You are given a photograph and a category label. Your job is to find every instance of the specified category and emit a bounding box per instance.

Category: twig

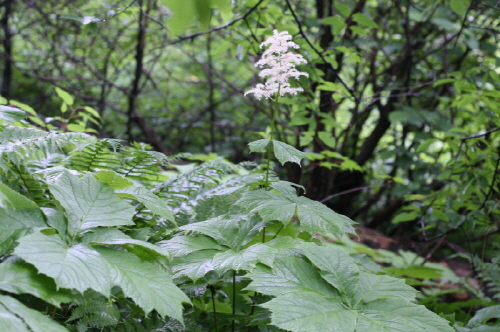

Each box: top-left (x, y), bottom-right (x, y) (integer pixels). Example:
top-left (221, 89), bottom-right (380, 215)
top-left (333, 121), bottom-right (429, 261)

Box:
top-left (284, 0), bottom-right (361, 105)
top-left (461, 127), bottom-right (500, 140)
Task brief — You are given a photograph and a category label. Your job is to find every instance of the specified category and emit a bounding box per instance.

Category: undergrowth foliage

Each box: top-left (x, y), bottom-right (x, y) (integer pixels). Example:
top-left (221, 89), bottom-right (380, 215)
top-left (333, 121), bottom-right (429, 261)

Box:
top-left (0, 30), bottom-right (472, 332)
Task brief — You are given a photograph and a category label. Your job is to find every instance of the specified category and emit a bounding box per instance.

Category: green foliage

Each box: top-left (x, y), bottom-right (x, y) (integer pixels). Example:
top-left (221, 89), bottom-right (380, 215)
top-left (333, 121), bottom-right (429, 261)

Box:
top-left (0, 103), bottom-right (460, 331)
top-left (3, 0), bottom-right (500, 327)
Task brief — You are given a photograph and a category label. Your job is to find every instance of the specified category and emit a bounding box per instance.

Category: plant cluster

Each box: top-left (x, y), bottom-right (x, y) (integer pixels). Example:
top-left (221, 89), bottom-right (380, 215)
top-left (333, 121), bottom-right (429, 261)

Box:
top-left (3, 29), bottom-right (496, 332)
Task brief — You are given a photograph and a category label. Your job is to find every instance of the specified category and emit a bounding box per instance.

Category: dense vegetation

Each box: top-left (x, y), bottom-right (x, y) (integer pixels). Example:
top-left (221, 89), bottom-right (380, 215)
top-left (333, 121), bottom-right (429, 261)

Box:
top-left (0, 0), bottom-right (500, 331)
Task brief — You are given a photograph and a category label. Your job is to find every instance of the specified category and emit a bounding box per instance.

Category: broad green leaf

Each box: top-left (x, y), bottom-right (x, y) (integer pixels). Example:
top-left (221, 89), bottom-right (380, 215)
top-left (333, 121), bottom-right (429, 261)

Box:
top-left (384, 265), bottom-right (442, 279)
top-left (83, 106), bottom-right (100, 118)
top-left (432, 18), bottom-right (458, 31)
top-left (0, 302), bottom-right (30, 332)
top-left (352, 272), bottom-right (417, 305)
top-left (318, 131), bottom-right (336, 149)
top-left (117, 186), bottom-right (175, 222)
top-left (262, 291), bottom-right (357, 332)
top-left (335, 3), bottom-right (350, 17)
top-left (358, 298), bottom-right (455, 332)
top-left (0, 182), bottom-right (48, 254)
top-left (171, 249), bottom-right (217, 280)
top-left (450, 0), bottom-right (468, 16)
top-left (81, 228), bottom-right (172, 262)
top-left (0, 295), bottom-right (68, 332)
top-left (48, 171), bottom-right (135, 234)
top-left (352, 13), bottom-right (379, 28)
top-left (237, 191), bottom-right (296, 224)
top-left (350, 26), bottom-right (367, 35)
top-left (42, 208), bottom-right (67, 237)
top-left (248, 138), bottom-right (271, 153)
top-left (0, 105), bottom-right (27, 125)
top-left (263, 236), bottom-right (304, 257)
top-left (8, 100), bottom-right (36, 116)
top-left (299, 243), bottom-right (359, 306)
top-left (15, 232), bottom-right (111, 296)
top-left (212, 243), bottom-right (274, 272)
top-left (245, 256), bottom-right (338, 297)
top-left (433, 78), bottom-right (455, 87)
top-left (97, 248), bottom-right (190, 322)
top-left (237, 190), bottom-right (355, 235)
top-left (257, 267), bottom-right (452, 332)
top-left (392, 211), bottom-right (419, 223)
top-left (0, 258), bottom-right (73, 306)
top-left (272, 140), bottom-right (307, 166)
top-left (95, 170), bottom-right (133, 189)
top-left (466, 305), bottom-right (500, 328)
top-left (161, 0), bottom-right (195, 36)
top-left (322, 16), bottom-right (346, 35)
top-left (159, 235), bottom-right (225, 256)
top-left (180, 214), bottom-right (263, 251)
top-left (55, 87), bottom-right (73, 105)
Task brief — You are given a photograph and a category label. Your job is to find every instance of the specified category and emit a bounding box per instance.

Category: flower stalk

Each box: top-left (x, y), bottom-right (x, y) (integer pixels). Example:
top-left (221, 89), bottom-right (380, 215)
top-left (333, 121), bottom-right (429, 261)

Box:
top-left (245, 30), bottom-right (308, 188)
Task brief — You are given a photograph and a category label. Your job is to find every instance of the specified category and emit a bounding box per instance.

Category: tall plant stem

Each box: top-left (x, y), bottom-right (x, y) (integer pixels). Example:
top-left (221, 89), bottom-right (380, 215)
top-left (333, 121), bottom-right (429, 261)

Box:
top-left (263, 86), bottom-right (280, 188)
top-left (210, 287), bottom-right (218, 332)
top-left (262, 87), bottom-right (281, 244)
top-left (232, 270), bottom-right (236, 332)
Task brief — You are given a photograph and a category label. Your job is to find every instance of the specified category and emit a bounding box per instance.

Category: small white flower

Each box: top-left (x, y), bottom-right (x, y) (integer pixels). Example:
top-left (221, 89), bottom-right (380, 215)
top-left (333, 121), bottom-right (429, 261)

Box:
top-left (245, 30), bottom-right (308, 100)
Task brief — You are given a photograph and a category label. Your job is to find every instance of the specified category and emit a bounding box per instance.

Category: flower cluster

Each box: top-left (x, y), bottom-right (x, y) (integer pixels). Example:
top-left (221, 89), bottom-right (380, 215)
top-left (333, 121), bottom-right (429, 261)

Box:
top-left (245, 30), bottom-right (308, 100)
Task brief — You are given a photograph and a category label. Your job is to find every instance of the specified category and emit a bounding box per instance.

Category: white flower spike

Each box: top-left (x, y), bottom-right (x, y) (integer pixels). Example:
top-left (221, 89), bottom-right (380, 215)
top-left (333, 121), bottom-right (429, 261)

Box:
top-left (245, 30), bottom-right (308, 100)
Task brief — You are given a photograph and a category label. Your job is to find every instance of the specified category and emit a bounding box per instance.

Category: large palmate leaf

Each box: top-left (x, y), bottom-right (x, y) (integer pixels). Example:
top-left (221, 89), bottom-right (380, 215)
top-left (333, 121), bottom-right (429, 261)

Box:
top-left (298, 242), bottom-right (359, 306)
top-left (14, 232), bottom-right (111, 296)
top-left (117, 185), bottom-right (175, 222)
top-left (261, 292), bottom-right (356, 332)
top-left (272, 140), bottom-right (307, 166)
top-left (48, 170), bottom-right (135, 234)
top-left (248, 248), bottom-right (454, 332)
top-left (245, 256), bottom-right (338, 297)
top-left (212, 243), bottom-right (274, 272)
top-left (163, 235), bottom-right (297, 277)
top-left (0, 182), bottom-right (48, 254)
top-left (81, 228), bottom-right (172, 261)
top-left (248, 139), bottom-right (307, 166)
top-left (237, 190), bottom-right (355, 235)
top-left (0, 258), bottom-right (73, 306)
top-left (171, 249), bottom-right (217, 280)
top-left (179, 214), bottom-right (263, 251)
top-left (96, 248), bottom-right (190, 322)
top-left (95, 169), bottom-right (133, 189)
top-left (0, 295), bottom-right (68, 332)
top-left (0, 105), bottom-right (28, 125)
top-left (457, 305), bottom-right (500, 331)
top-left (159, 235), bottom-right (225, 256)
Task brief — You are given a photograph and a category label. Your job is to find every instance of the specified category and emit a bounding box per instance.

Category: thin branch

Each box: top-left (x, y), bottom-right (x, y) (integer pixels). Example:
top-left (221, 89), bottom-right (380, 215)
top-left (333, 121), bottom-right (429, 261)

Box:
top-left (461, 127), bottom-right (500, 141)
top-left (284, 0), bottom-right (361, 105)
top-left (453, 0), bottom-right (476, 48)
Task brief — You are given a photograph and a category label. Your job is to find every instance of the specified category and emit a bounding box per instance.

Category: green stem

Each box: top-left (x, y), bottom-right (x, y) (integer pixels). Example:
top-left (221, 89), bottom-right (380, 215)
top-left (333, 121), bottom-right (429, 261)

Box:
top-left (210, 287), bottom-right (218, 332)
top-left (272, 224), bottom-right (284, 240)
top-left (232, 270), bottom-right (236, 332)
top-left (263, 86), bottom-right (280, 188)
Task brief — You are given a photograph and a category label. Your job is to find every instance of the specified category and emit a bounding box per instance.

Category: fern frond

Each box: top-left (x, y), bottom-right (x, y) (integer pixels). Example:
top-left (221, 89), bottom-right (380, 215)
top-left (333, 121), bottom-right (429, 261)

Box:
top-left (0, 160), bottom-right (49, 204)
top-left (118, 148), bottom-right (173, 183)
top-left (67, 291), bottom-right (120, 331)
top-left (70, 139), bottom-right (121, 172)
top-left (0, 126), bottom-right (94, 163)
top-left (157, 161), bottom-right (259, 225)
top-left (475, 255), bottom-right (500, 301)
